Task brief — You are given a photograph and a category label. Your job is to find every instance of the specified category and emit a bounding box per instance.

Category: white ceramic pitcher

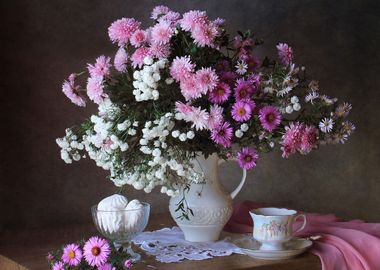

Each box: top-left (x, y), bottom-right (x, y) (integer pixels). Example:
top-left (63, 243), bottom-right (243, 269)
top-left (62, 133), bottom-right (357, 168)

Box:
top-left (169, 153), bottom-right (247, 242)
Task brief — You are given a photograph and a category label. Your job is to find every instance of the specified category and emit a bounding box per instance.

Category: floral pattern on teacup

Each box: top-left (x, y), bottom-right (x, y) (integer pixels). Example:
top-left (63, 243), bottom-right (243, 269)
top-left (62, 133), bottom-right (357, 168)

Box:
top-left (259, 220), bottom-right (290, 238)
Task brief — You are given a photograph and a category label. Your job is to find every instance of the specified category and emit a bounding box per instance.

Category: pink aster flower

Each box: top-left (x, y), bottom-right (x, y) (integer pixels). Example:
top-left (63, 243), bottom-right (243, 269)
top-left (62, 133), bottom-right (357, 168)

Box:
top-left (300, 125), bottom-right (318, 154)
top-left (62, 73), bottom-right (86, 107)
top-left (151, 5), bottom-right (171, 20)
top-left (180, 75), bottom-right (203, 101)
top-left (151, 21), bottom-right (174, 45)
top-left (86, 76), bottom-right (106, 104)
top-left (195, 67), bottom-right (219, 93)
top-left (208, 82), bottom-right (231, 104)
top-left (192, 22), bottom-right (218, 47)
top-left (131, 47), bottom-right (151, 68)
top-left (211, 121), bottom-right (233, 148)
top-left (276, 43), bottom-right (293, 66)
top-left (237, 147), bottom-right (258, 170)
top-left (98, 263), bottom-right (116, 270)
top-left (234, 78), bottom-right (254, 101)
top-left (208, 105), bottom-right (224, 129)
top-left (108, 18), bottom-right (141, 45)
top-left (258, 106), bottom-right (282, 132)
top-left (188, 106), bottom-right (209, 131)
top-left (83, 236), bottom-right (111, 267)
top-left (281, 122), bottom-right (305, 158)
top-left (248, 73), bottom-right (261, 91)
top-left (175, 101), bottom-right (193, 115)
top-left (87, 55), bottom-right (112, 78)
top-left (61, 243), bottom-right (82, 266)
top-left (52, 261), bottom-right (65, 270)
top-left (114, 47), bottom-right (128, 72)
top-left (130, 29), bottom-right (147, 48)
top-left (180, 10), bottom-right (208, 31)
top-left (231, 100), bottom-right (253, 122)
top-left (149, 43), bottom-right (171, 59)
top-left (124, 259), bottom-right (133, 269)
top-left (170, 56), bottom-right (195, 82)
top-left (158, 11), bottom-right (181, 26)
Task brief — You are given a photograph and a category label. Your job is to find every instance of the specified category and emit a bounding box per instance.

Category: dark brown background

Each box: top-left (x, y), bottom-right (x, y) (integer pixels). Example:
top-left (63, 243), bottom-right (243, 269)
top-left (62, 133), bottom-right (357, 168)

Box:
top-left (1, 0), bottom-right (379, 231)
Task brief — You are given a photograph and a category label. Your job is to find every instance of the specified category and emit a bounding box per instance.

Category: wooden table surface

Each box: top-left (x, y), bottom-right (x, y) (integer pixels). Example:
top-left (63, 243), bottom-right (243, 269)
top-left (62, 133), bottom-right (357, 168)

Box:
top-left (0, 213), bottom-right (321, 270)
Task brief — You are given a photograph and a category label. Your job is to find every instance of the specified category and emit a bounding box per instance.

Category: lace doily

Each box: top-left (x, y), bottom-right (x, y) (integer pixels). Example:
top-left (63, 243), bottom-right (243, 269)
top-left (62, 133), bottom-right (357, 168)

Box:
top-left (132, 227), bottom-right (244, 263)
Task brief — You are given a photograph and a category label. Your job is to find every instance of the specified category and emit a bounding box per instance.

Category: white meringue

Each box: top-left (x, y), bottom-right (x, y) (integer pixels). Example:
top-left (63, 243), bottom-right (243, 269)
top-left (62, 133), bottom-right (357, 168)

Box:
top-left (97, 194), bottom-right (128, 234)
top-left (125, 199), bottom-right (144, 232)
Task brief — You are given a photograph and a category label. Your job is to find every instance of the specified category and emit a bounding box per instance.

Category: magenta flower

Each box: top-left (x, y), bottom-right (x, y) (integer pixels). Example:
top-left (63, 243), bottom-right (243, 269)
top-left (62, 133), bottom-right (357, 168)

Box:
top-left (131, 47), bottom-right (150, 68)
top-left (87, 55), bottom-right (112, 78)
top-left (149, 43), bottom-right (171, 59)
top-left (211, 122), bottom-right (233, 148)
top-left (258, 106), bottom-right (282, 132)
top-left (151, 5), bottom-right (171, 20)
top-left (83, 236), bottom-right (111, 267)
top-left (208, 105), bottom-right (224, 129)
top-left (52, 261), bottom-right (65, 270)
top-left (237, 147), bottom-right (258, 170)
top-left (231, 100), bottom-right (253, 122)
top-left (61, 243), bottom-right (82, 266)
top-left (170, 56), bottom-right (195, 82)
top-left (243, 55), bottom-right (260, 72)
top-left (86, 76), bottom-right (106, 104)
top-left (300, 125), bottom-right (318, 154)
top-left (46, 253), bottom-right (54, 261)
top-left (219, 71), bottom-right (237, 85)
top-left (62, 73), bottom-right (86, 107)
top-left (276, 43), bottom-right (293, 66)
top-left (234, 79), bottom-right (254, 101)
top-left (151, 21), bottom-right (174, 45)
top-left (114, 47), bottom-right (129, 72)
top-left (98, 263), bottom-right (116, 270)
top-left (215, 59), bottom-right (231, 72)
top-left (124, 259), bottom-right (133, 269)
top-left (208, 82), bottom-right (231, 104)
top-left (130, 29), bottom-right (147, 48)
top-left (195, 67), bottom-right (219, 93)
top-left (108, 18), bottom-right (141, 45)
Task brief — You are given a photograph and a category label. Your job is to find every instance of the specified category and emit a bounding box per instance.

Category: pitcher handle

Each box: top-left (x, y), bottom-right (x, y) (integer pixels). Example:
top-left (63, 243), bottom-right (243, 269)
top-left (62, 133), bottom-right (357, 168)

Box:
top-left (218, 158), bottom-right (247, 199)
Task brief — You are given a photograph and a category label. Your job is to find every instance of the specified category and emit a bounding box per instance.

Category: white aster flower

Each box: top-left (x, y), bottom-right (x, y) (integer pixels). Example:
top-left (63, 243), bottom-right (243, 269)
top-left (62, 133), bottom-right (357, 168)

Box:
top-left (305, 91), bottom-right (319, 104)
top-left (186, 131), bottom-right (195, 139)
top-left (319, 118), bottom-right (334, 133)
top-left (235, 60), bottom-right (248, 75)
top-left (165, 78), bottom-right (174, 85)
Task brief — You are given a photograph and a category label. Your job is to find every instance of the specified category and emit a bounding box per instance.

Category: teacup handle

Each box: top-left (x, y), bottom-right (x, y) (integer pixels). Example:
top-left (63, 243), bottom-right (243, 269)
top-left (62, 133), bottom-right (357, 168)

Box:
top-left (294, 214), bottom-right (307, 233)
top-left (218, 158), bottom-right (247, 199)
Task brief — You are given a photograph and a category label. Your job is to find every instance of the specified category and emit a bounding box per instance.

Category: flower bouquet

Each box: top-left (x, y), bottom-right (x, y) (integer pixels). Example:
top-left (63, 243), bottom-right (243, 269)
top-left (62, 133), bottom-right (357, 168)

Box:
top-left (57, 6), bottom-right (354, 230)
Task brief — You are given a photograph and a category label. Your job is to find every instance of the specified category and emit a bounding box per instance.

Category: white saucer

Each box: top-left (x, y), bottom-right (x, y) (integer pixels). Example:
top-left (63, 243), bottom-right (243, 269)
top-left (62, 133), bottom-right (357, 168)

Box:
top-left (234, 237), bottom-right (313, 260)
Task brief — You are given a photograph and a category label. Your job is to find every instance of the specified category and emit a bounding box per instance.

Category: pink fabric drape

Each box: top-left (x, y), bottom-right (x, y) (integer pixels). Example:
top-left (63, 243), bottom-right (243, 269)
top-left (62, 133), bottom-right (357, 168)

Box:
top-left (224, 201), bottom-right (380, 270)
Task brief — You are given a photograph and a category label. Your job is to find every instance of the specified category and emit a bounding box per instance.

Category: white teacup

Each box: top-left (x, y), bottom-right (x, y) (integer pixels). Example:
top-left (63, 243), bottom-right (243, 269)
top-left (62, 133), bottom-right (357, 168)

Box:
top-left (249, 207), bottom-right (307, 251)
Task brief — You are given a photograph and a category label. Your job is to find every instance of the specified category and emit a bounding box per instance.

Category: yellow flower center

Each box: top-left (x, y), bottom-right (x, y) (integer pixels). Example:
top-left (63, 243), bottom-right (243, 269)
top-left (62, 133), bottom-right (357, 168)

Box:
top-left (68, 250), bottom-right (75, 259)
